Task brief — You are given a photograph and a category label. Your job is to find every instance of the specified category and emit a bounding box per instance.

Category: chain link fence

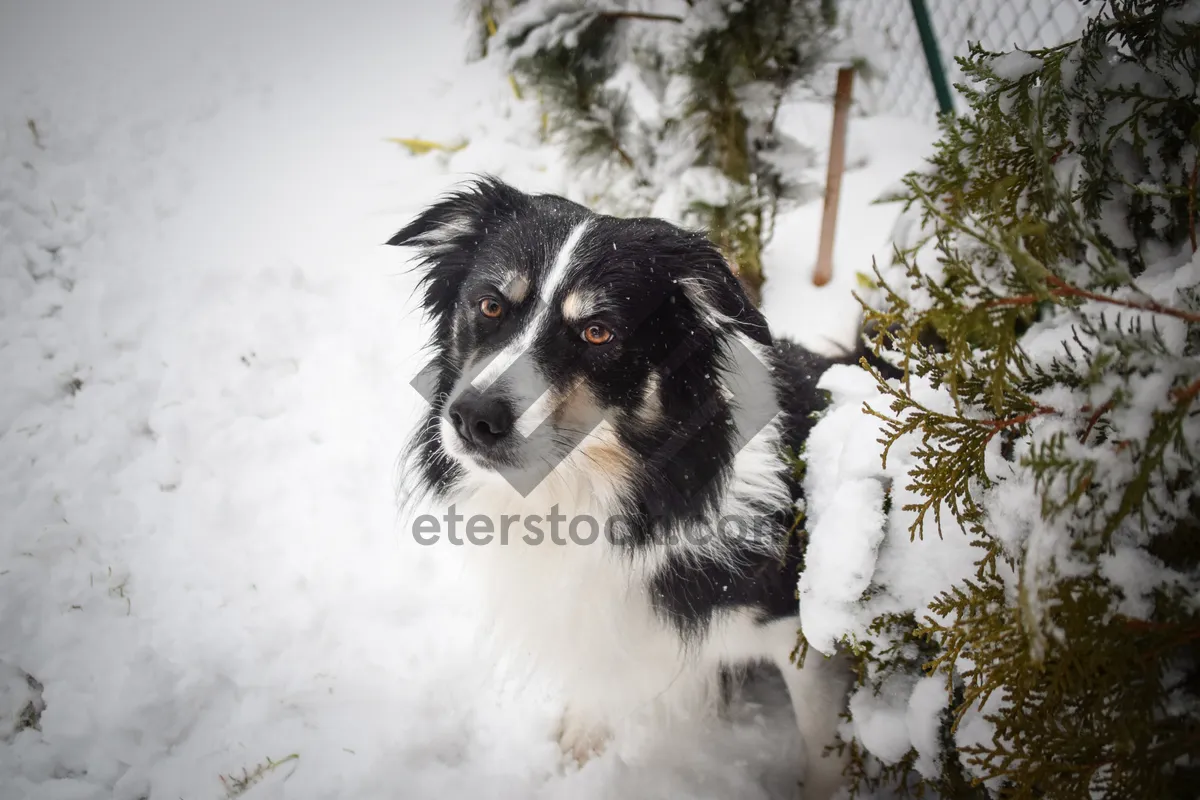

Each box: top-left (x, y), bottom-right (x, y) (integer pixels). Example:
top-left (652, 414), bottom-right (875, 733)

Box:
top-left (843, 0), bottom-right (1090, 120)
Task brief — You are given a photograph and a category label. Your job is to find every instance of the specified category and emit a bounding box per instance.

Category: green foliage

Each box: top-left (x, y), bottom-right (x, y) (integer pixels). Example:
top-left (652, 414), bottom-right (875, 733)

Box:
top-left (219, 753), bottom-right (300, 799)
top-left (467, 0), bottom-right (838, 303)
top-left (500, 5), bottom-right (645, 172)
top-left (845, 1), bottom-right (1200, 797)
top-left (677, 0), bottom-right (837, 300)
top-left (463, 0), bottom-right (525, 61)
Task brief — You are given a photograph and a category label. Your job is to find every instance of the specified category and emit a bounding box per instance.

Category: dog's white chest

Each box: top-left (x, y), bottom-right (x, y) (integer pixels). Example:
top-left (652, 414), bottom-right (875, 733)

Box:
top-left (457, 503), bottom-right (702, 719)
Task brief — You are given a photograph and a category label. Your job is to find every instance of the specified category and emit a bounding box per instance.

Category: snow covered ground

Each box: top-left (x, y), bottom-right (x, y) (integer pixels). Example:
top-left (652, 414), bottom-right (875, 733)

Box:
top-left (0, 3), bottom-right (932, 798)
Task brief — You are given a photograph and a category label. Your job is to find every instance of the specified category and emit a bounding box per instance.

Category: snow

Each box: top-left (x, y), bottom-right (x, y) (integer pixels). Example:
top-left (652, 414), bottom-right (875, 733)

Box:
top-left (760, 109), bottom-right (934, 355)
top-left (796, 367), bottom-right (889, 653)
top-left (840, 669), bottom-right (953, 775)
top-left (843, 676), bottom-right (914, 766)
top-left (987, 51), bottom-right (1043, 82)
top-left (954, 699), bottom-right (1002, 791)
top-left (797, 475), bottom-right (886, 653)
top-left (799, 363), bottom-right (984, 660)
top-left (678, 167), bottom-right (741, 208)
top-left (501, 5), bottom-right (599, 63)
top-left (0, 663), bottom-right (43, 744)
top-left (1099, 546), bottom-right (1179, 621)
top-left (0, 2), bottom-right (934, 799)
top-left (904, 676), bottom-right (947, 779)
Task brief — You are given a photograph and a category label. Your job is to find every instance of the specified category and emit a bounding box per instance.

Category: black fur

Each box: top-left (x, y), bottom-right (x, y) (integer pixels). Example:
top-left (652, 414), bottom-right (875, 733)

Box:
top-left (649, 341), bottom-right (837, 638)
top-left (390, 176), bottom-right (866, 641)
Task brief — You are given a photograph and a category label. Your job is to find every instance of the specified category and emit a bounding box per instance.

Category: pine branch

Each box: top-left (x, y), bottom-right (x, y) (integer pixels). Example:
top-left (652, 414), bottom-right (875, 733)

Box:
top-left (596, 11), bottom-right (683, 24)
top-left (611, 140), bottom-right (635, 170)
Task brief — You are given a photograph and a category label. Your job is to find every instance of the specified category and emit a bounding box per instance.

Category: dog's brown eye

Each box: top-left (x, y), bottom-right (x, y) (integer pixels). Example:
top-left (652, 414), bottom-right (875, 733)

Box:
top-left (479, 298), bottom-right (504, 319)
top-left (582, 324), bottom-right (613, 345)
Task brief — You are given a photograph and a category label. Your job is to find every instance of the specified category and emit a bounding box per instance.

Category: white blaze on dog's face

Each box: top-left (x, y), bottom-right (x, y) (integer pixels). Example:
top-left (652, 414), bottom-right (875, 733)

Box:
top-left (390, 178), bottom-right (775, 503)
top-left (434, 215), bottom-right (632, 497)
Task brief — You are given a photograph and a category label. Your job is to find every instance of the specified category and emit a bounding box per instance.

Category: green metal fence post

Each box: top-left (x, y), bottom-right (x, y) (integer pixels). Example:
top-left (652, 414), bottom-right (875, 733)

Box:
top-left (909, 0), bottom-right (955, 116)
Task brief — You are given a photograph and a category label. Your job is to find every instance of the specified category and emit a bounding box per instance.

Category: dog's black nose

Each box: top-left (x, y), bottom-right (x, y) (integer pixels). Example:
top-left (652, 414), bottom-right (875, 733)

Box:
top-left (448, 390), bottom-right (514, 448)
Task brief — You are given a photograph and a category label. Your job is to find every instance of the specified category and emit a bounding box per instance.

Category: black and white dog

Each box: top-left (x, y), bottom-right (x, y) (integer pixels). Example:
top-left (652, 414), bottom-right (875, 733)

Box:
top-left (391, 177), bottom-right (856, 798)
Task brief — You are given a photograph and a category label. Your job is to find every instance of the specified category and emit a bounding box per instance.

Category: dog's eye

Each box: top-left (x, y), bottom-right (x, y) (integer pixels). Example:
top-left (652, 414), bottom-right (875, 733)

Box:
top-left (582, 324), bottom-right (613, 345)
top-left (479, 297), bottom-right (504, 319)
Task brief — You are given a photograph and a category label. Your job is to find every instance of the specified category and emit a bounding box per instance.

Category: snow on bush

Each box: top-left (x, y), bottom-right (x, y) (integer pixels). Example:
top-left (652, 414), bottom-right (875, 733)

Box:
top-left (797, 1), bottom-right (1200, 796)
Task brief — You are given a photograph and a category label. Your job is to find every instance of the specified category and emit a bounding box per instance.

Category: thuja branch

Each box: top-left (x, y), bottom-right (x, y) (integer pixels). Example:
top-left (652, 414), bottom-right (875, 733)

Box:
top-left (1080, 401), bottom-right (1112, 444)
top-left (910, 181), bottom-right (1200, 325)
top-left (1043, 275), bottom-right (1200, 324)
top-left (984, 276), bottom-right (1200, 325)
top-left (982, 405), bottom-right (1058, 439)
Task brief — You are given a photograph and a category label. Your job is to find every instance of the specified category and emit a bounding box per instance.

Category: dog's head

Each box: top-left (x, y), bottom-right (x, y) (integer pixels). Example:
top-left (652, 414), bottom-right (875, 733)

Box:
top-left (392, 177), bottom-right (780, 519)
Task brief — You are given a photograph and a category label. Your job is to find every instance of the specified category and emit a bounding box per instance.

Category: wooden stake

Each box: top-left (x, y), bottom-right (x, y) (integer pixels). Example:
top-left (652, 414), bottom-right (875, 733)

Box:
top-left (813, 67), bottom-right (855, 287)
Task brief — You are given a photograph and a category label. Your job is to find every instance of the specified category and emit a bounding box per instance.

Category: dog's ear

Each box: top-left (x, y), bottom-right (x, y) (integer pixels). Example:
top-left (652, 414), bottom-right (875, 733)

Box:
top-left (387, 175), bottom-right (524, 250)
top-left (678, 240), bottom-right (773, 348)
top-left (387, 176), bottom-right (526, 320)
